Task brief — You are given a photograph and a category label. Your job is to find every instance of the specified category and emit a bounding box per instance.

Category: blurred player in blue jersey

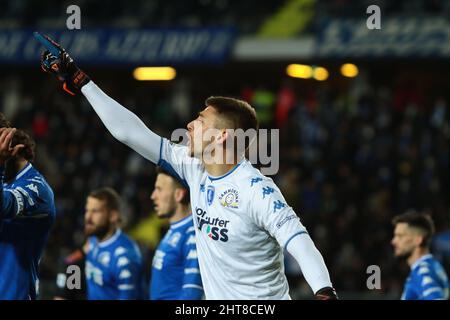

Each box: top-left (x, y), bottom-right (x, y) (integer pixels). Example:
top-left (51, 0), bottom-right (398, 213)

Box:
top-left (0, 119), bottom-right (56, 300)
top-left (391, 211), bottom-right (450, 300)
top-left (433, 229), bottom-right (450, 276)
top-left (149, 168), bottom-right (203, 300)
top-left (84, 187), bottom-right (144, 299)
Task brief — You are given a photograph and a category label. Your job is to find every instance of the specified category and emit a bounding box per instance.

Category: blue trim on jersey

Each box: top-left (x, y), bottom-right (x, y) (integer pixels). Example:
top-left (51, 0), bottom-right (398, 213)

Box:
top-left (158, 159), bottom-right (189, 188)
top-left (97, 229), bottom-right (122, 248)
top-left (284, 231), bottom-right (308, 250)
top-left (14, 163), bottom-right (32, 181)
top-left (157, 138), bottom-right (189, 188)
top-left (182, 284), bottom-right (203, 290)
top-left (171, 215), bottom-right (193, 229)
top-left (208, 161), bottom-right (242, 181)
top-left (158, 137), bottom-right (163, 163)
top-left (411, 254), bottom-right (433, 271)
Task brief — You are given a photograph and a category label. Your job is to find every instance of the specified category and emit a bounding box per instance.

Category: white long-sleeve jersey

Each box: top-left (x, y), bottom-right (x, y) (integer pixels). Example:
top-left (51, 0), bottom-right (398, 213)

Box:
top-left (82, 81), bottom-right (333, 299)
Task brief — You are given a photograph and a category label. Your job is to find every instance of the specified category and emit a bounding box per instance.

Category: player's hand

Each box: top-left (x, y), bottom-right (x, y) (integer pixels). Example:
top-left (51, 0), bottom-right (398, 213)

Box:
top-left (0, 128), bottom-right (25, 165)
top-left (35, 32), bottom-right (90, 96)
top-left (314, 287), bottom-right (338, 300)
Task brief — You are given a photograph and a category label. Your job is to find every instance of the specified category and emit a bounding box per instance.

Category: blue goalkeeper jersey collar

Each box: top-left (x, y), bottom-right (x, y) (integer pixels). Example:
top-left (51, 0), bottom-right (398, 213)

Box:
top-left (170, 215), bottom-right (193, 229)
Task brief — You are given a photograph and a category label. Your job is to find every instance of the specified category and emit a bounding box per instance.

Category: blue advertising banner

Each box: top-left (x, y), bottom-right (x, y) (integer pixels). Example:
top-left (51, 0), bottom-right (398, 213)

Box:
top-left (0, 28), bottom-right (236, 65)
top-left (316, 17), bottom-right (450, 58)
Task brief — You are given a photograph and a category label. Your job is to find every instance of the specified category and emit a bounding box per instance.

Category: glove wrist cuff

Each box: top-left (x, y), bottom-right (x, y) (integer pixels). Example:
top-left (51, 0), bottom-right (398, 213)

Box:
top-left (63, 69), bottom-right (91, 96)
top-left (71, 69), bottom-right (91, 90)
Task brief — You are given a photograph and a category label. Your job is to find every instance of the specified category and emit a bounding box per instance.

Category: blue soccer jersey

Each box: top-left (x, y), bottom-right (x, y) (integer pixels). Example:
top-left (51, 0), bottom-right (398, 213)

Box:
top-left (150, 215), bottom-right (203, 300)
top-left (433, 231), bottom-right (450, 275)
top-left (402, 254), bottom-right (450, 300)
top-left (0, 163), bottom-right (56, 300)
top-left (86, 229), bottom-right (144, 300)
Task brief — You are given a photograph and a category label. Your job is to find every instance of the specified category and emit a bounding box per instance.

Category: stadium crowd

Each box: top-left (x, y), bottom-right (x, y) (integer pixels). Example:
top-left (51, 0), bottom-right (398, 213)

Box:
top-left (1, 62), bottom-right (448, 298)
top-left (2, 0), bottom-right (449, 35)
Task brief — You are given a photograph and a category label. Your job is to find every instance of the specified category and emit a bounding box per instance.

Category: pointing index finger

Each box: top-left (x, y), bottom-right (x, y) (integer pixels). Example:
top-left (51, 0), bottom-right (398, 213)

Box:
top-left (33, 31), bottom-right (61, 56)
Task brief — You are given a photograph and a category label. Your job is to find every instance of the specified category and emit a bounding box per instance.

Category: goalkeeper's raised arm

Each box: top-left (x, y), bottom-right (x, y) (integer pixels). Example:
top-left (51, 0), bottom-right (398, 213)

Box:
top-left (37, 32), bottom-right (161, 164)
top-left (81, 82), bottom-right (161, 164)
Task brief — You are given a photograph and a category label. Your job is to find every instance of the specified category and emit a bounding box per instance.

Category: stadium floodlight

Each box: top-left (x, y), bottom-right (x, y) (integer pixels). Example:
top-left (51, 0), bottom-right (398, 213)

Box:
top-left (286, 64), bottom-right (313, 79)
top-left (313, 67), bottom-right (329, 81)
top-left (133, 67), bottom-right (177, 81)
top-left (340, 63), bottom-right (359, 78)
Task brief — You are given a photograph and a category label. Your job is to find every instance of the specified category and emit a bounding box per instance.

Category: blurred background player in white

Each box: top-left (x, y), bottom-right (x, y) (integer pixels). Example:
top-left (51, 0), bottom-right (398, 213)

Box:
top-left (391, 211), bottom-right (450, 300)
top-left (84, 187), bottom-right (144, 299)
top-left (0, 116), bottom-right (56, 300)
top-left (149, 168), bottom-right (203, 300)
top-left (39, 35), bottom-right (337, 300)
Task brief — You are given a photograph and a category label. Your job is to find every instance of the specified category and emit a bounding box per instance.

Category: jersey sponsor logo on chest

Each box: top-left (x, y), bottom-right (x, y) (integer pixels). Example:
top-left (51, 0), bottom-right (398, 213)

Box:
top-left (195, 207), bottom-right (229, 242)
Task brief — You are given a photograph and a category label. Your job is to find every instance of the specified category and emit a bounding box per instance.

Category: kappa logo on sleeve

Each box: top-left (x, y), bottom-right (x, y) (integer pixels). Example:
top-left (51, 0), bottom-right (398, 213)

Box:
top-left (262, 186), bottom-right (275, 199)
top-left (117, 257), bottom-right (130, 267)
top-left (273, 200), bottom-right (286, 213)
top-left (26, 183), bottom-right (39, 196)
top-left (98, 252), bottom-right (111, 267)
top-left (114, 247), bottom-right (127, 256)
top-left (168, 232), bottom-right (181, 247)
top-left (250, 177), bottom-right (263, 187)
top-left (152, 250), bottom-right (165, 270)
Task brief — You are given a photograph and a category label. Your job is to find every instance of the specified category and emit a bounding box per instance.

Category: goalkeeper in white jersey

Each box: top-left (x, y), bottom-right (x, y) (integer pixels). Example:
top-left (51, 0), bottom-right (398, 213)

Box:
top-left (37, 33), bottom-right (337, 300)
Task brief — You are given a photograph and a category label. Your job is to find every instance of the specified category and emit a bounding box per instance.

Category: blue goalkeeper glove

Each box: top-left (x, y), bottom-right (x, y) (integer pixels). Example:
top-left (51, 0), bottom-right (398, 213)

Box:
top-left (35, 32), bottom-right (90, 96)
